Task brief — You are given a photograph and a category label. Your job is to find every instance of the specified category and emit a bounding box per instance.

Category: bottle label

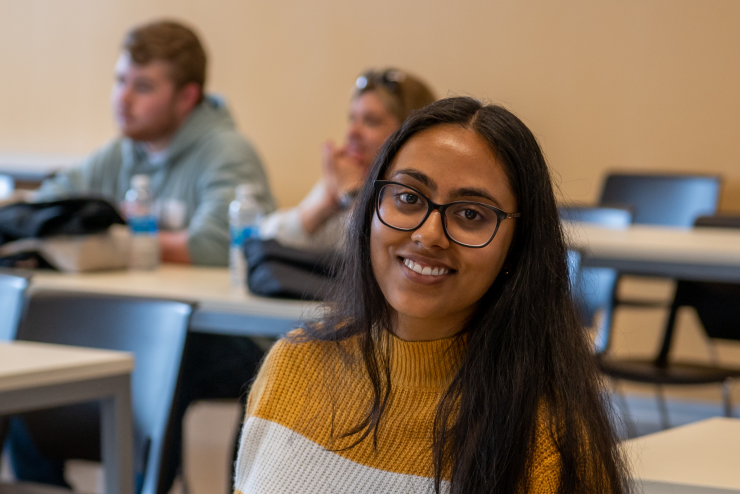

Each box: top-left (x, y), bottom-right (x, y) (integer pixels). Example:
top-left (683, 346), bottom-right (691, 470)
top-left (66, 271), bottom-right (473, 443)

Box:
top-left (129, 215), bottom-right (158, 235)
top-left (231, 224), bottom-right (259, 247)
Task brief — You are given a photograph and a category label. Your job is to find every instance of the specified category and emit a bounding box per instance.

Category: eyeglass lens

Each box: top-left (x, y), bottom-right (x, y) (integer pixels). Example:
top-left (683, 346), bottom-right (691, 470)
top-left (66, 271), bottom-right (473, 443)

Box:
top-left (377, 183), bottom-right (501, 246)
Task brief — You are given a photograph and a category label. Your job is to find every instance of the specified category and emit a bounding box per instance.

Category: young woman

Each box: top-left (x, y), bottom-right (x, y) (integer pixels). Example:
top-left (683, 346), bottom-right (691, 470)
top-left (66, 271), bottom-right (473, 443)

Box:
top-left (259, 68), bottom-right (436, 250)
top-left (234, 97), bottom-right (630, 493)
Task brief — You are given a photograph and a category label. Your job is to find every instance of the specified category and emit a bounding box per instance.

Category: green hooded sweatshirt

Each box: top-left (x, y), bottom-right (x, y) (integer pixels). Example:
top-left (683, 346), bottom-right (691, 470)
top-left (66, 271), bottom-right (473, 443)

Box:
top-left (37, 96), bottom-right (276, 266)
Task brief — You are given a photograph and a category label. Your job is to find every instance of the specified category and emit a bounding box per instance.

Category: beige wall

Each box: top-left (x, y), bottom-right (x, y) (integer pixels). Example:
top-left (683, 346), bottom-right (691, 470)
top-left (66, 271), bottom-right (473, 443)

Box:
top-left (1, 0), bottom-right (739, 210)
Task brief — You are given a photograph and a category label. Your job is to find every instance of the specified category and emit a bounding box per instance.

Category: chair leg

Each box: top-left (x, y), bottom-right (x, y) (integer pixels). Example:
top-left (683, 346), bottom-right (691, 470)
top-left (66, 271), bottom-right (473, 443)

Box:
top-left (655, 385), bottom-right (671, 430)
top-left (722, 378), bottom-right (734, 418)
top-left (610, 380), bottom-right (637, 439)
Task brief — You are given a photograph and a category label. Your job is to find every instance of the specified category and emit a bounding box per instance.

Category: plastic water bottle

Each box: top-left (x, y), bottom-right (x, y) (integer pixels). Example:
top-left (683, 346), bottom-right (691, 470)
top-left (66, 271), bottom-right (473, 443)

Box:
top-left (230, 184), bottom-right (263, 288)
top-left (123, 174), bottom-right (160, 270)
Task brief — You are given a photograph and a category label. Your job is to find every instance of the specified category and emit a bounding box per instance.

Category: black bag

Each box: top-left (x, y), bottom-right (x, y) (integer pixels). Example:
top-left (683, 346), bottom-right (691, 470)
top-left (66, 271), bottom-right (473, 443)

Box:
top-left (243, 238), bottom-right (339, 301)
top-left (0, 198), bottom-right (127, 270)
top-left (0, 197), bottom-right (125, 244)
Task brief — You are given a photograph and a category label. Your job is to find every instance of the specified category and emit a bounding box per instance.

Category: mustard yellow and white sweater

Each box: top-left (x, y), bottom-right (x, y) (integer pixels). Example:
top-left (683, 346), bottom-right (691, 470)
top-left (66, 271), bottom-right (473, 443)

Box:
top-left (233, 332), bottom-right (560, 493)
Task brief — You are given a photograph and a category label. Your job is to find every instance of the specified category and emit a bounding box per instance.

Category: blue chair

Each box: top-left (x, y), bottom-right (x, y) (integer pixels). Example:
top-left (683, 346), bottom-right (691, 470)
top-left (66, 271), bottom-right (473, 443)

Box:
top-left (560, 205), bottom-right (633, 353)
top-left (0, 270), bottom-right (31, 341)
top-left (599, 173), bottom-right (721, 227)
top-left (566, 249), bottom-right (581, 292)
top-left (6, 290), bottom-right (195, 494)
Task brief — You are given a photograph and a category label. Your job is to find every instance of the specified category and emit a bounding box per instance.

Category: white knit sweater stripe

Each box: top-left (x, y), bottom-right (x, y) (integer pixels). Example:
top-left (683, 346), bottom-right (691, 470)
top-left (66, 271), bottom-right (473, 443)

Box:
top-left (234, 417), bottom-right (450, 494)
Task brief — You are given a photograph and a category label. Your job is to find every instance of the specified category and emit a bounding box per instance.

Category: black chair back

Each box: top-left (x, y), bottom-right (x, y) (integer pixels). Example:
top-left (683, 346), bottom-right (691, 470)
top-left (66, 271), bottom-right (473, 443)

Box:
top-left (14, 290), bottom-right (195, 494)
top-left (599, 173), bottom-right (721, 227)
top-left (0, 270), bottom-right (31, 341)
top-left (654, 215), bottom-right (740, 365)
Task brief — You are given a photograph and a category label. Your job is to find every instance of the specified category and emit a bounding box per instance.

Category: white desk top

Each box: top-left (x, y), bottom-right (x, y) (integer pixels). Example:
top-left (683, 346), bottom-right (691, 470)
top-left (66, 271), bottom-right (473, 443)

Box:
top-left (0, 153), bottom-right (79, 180)
top-left (564, 222), bottom-right (740, 282)
top-left (624, 417), bottom-right (740, 493)
top-left (564, 223), bottom-right (740, 266)
top-left (27, 223), bottom-right (740, 334)
top-left (31, 264), bottom-right (318, 328)
top-left (0, 341), bottom-right (133, 393)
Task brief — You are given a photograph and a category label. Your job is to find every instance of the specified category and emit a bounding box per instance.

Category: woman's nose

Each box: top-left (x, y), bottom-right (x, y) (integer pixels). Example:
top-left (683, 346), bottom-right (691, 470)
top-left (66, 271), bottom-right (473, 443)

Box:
top-left (411, 210), bottom-right (450, 249)
top-left (346, 120), bottom-right (362, 139)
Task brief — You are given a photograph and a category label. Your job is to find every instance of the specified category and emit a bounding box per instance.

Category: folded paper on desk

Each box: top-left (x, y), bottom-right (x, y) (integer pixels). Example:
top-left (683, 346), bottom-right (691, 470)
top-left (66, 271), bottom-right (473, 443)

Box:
top-left (0, 198), bottom-right (130, 272)
top-left (244, 238), bottom-right (338, 301)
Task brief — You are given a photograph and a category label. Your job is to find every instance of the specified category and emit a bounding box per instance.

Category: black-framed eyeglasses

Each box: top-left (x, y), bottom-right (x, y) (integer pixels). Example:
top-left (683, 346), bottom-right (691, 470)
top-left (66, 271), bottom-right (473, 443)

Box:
top-left (374, 180), bottom-right (521, 248)
top-left (356, 69), bottom-right (406, 95)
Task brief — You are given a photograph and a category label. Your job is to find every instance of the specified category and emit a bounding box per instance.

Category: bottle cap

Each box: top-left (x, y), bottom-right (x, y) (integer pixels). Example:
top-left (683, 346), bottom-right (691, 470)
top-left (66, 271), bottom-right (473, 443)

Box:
top-left (131, 174), bottom-right (150, 189)
top-left (235, 184), bottom-right (258, 201)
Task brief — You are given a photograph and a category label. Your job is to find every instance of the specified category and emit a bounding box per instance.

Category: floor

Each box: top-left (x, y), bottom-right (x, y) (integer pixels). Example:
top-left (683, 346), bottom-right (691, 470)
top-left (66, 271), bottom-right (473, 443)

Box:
top-left (2, 276), bottom-right (739, 493)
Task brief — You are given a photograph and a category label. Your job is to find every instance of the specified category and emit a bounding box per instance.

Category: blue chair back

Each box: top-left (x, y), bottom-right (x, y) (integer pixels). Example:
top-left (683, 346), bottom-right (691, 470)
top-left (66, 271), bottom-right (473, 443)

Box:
top-left (559, 205), bottom-right (633, 353)
top-left (566, 249), bottom-right (581, 292)
top-left (599, 173), bottom-right (721, 227)
top-left (0, 270), bottom-right (31, 341)
top-left (14, 290), bottom-right (195, 494)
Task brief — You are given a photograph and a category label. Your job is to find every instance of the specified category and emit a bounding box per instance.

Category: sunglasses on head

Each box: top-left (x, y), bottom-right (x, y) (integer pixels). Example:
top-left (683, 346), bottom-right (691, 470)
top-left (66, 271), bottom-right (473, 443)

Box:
top-left (355, 69), bottom-right (406, 94)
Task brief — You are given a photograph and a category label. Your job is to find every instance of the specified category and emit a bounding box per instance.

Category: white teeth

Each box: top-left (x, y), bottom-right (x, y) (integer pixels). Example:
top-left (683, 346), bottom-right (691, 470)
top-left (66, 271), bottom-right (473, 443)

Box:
top-left (402, 258), bottom-right (449, 277)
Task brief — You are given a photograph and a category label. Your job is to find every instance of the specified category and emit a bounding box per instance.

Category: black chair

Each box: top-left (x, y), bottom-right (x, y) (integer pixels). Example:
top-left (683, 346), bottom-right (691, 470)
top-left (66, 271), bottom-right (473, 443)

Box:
top-left (598, 215), bottom-right (740, 429)
top-left (599, 173), bottom-right (722, 311)
top-left (4, 290), bottom-right (195, 494)
top-left (599, 173), bottom-right (721, 227)
top-left (0, 269), bottom-right (31, 341)
top-left (560, 205), bottom-right (633, 353)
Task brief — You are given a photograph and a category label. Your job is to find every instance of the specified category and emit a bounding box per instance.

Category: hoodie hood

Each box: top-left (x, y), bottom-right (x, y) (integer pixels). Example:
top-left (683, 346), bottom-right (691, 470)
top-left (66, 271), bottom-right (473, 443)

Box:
top-left (119, 94), bottom-right (238, 197)
top-left (164, 94), bottom-right (236, 163)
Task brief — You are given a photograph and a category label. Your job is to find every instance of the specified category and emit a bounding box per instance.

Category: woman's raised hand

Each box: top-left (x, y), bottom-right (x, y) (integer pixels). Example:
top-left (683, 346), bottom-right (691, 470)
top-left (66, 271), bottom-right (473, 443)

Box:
top-left (322, 140), bottom-right (366, 200)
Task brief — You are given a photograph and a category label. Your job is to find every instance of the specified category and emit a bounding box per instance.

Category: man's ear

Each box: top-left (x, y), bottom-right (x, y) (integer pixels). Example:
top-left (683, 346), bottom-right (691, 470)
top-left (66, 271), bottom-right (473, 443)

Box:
top-left (176, 82), bottom-right (202, 115)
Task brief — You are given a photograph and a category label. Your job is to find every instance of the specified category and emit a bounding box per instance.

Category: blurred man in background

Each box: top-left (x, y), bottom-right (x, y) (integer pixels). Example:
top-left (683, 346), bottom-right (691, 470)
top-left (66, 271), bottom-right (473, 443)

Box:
top-left (37, 20), bottom-right (275, 265)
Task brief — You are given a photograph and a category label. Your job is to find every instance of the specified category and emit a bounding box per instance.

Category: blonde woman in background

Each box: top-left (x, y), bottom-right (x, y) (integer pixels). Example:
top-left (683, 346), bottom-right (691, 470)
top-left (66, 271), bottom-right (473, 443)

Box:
top-left (260, 68), bottom-right (436, 250)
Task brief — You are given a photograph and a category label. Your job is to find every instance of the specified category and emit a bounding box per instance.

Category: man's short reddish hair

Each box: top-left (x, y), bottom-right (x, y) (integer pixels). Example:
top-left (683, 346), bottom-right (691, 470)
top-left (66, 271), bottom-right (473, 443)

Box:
top-left (123, 20), bottom-right (207, 98)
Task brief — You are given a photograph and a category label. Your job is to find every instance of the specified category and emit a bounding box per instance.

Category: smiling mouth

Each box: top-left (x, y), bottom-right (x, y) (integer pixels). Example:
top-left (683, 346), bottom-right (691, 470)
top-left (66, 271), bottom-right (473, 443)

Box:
top-left (402, 258), bottom-right (452, 277)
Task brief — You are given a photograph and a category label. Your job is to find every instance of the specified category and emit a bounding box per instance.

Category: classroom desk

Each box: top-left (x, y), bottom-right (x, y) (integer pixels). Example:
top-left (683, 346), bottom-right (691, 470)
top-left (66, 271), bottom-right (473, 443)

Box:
top-left (31, 265), bottom-right (319, 338)
top-left (28, 223), bottom-right (740, 338)
top-left (624, 417), bottom-right (740, 493)
top-left (0, 341), bottom-right (134, 494)
top-left (563, 222), bottom-right (740, 282)
top-left (0, 153), bottom-right (78, 185)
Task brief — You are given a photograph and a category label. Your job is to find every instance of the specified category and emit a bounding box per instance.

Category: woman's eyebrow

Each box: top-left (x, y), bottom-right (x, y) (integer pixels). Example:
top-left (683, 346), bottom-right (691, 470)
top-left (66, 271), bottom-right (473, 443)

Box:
top-left (392, 168), bottom-right (437, 192)
top-left (449, 187), bottom-right (502, 208)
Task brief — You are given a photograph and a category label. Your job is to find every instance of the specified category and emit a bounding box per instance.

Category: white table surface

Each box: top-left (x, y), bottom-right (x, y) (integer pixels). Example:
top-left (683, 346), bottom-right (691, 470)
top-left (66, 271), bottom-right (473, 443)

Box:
top-left (624, 417), bottom-right (740, 493)
top-left (31, 265), bottom-right (319, 337)
top-left (0, 341), bottom-right (135, 494)
top-left (0, 153), bottom-right (79, 181)
top-left (27, 223), bottom-right (740, 336)
top-left (0, 341), bottom-right (132, 393)
top-left (564, 222), bottom-right (740, 282)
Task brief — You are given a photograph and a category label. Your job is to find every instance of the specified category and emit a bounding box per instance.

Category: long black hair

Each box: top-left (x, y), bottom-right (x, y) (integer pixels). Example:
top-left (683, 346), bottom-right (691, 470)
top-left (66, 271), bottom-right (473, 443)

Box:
top-left (301, 97), bottom-right (630, 493)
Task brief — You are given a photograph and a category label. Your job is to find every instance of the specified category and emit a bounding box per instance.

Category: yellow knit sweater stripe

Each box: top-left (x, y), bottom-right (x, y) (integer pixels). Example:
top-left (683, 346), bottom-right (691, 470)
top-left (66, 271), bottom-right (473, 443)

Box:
top-left (234, 331), bottom-right (561, 493)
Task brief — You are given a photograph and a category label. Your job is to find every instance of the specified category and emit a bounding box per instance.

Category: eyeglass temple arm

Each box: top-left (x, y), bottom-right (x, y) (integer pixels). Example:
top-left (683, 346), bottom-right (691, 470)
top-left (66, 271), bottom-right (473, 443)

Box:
top-left (505, 213), bottom-right (522, 219)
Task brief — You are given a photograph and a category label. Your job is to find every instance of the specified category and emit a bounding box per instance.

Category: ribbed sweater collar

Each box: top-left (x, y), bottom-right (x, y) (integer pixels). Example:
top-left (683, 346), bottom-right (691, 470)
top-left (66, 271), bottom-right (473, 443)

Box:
top-left (386, 332), bottom-right (463, 390)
